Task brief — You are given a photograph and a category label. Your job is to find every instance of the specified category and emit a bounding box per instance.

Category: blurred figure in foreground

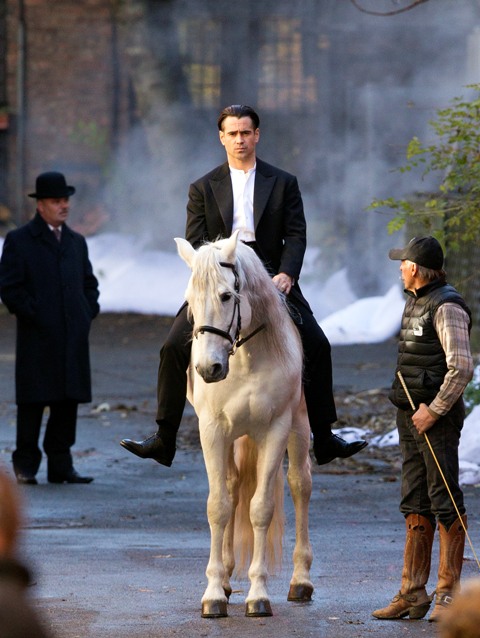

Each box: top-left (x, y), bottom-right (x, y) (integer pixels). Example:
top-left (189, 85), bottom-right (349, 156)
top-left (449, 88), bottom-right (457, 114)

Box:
top-left (0, 467), bottom-right (53, 637)
top-left (439, 578), bottom-right (480, 638)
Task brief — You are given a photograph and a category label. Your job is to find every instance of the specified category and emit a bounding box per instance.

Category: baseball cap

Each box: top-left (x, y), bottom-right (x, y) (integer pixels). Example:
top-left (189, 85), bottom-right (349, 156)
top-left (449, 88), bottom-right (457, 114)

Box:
top-left (389, 236), bottom-right (444, 270)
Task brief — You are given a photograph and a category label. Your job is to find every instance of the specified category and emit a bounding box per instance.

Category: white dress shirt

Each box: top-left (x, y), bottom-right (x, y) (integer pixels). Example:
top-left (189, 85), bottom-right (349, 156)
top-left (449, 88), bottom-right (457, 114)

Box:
top-left (230, 164), bottom-right (256, 242)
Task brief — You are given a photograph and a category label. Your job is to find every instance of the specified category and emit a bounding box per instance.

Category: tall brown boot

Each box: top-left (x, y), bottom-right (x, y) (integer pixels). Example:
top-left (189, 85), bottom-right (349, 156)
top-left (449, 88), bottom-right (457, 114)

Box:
top-left (428, 515), bottom-right (467, 623)
top-left (372, 514), bottom-right (434, 620)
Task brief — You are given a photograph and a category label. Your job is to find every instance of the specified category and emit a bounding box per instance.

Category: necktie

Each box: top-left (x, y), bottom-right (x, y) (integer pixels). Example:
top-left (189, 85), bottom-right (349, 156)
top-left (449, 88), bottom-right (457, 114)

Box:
top-left (53, 227), bottom-right (61, 242)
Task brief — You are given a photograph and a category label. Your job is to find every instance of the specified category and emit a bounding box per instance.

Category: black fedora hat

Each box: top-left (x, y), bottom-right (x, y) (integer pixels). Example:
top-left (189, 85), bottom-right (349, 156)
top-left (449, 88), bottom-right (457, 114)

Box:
top-left (28, 172), bottom-right (76, 199)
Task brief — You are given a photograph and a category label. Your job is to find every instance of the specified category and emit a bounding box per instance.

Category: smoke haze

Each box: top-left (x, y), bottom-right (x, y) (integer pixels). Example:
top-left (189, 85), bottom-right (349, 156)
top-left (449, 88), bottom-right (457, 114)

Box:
top-left (99, 0), bottom-right (480, 298)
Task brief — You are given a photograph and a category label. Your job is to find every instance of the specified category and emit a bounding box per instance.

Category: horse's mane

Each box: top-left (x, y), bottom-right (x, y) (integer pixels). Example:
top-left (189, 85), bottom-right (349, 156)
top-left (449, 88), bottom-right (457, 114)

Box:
top-left (187, 239), bottom-right (302, 369)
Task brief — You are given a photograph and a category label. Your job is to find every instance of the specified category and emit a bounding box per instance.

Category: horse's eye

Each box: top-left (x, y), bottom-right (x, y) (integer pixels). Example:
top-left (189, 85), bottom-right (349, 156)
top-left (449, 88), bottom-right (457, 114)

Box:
top-left (220, 292), bottom-right (232, 303)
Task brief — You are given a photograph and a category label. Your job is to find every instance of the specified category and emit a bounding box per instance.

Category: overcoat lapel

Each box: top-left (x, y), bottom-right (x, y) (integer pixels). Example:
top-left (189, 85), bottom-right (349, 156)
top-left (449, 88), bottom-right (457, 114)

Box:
top-left (60, 225), bottom-right (74, 253)
top-left (209, 165), bottom-right (234, 235)
top-left (29, 213), bottom-right (60, 256)
top-left (253, 161), bottom-right (276, 230)
top-left (208, 159), bottom-right (277, 234)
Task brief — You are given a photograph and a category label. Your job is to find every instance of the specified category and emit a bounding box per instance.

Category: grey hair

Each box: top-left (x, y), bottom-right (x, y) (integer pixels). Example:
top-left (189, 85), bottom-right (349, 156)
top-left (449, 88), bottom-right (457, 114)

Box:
top-left (416, 264), bottom-right (446, 281)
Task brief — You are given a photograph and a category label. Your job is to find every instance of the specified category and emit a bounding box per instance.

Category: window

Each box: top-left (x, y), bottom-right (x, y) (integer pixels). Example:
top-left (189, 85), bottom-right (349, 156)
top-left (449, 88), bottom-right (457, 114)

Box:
top-left (258, 18), bottom-right (317, 111)
top-left (178, 19), bottom-right (221, 108)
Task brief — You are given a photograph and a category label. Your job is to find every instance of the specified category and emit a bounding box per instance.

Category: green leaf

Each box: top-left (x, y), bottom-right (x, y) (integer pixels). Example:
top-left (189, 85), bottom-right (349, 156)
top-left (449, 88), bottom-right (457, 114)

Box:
top-left (365, 85), bottom-right (480, 248)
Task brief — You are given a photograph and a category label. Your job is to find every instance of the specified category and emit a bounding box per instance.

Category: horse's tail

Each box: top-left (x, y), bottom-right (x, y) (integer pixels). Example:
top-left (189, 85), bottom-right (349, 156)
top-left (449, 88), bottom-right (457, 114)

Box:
top-left (233, 435), bottom-right (285, 577)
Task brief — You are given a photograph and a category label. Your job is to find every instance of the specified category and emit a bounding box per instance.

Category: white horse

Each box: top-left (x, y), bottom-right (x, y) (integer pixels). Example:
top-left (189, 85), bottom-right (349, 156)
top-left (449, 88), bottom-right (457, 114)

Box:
top-left (175, 231), bottom-right (313, 618)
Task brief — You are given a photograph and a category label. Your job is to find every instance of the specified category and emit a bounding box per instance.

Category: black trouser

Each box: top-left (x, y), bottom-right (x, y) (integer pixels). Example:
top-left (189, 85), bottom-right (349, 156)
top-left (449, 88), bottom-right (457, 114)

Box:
top-left (156, 299), bottom-right (337, 440)
top-left (12, 401), bottom-right (78, 477)
top-left (397, 400), bottom-right (465, 528)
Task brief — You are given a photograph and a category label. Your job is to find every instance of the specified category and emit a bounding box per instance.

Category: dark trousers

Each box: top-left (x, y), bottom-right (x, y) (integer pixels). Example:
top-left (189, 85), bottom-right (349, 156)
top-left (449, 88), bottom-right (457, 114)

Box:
top-left (156, 298), bottom-right (337, 440)
top-left (12, 401), bottom-right (78, 477)
top-left (397, 400), bottom-right (465, 528)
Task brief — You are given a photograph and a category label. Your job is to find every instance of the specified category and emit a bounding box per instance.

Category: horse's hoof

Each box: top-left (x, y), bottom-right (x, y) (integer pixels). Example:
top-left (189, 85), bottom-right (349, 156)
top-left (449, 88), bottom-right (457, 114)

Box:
top-left (287, 583), bottom-right (314, 602)
top-left (245, 599), bottom-right (273, 617)
top-left (223, 585), bottom-right (232, 600)
top-left (201, 600), bottom-right (228, 618)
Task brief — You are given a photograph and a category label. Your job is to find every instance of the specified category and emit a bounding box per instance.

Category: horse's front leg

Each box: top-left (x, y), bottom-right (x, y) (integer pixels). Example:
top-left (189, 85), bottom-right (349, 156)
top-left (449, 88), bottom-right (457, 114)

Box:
top-left (222, 444), bottom-right (239, 600)
top-left (200, 429), bottom-right (232, 618)
top-left (286, 400), bottom-right (314, 602)
top-left (245, 432), bottom-right (288, 617)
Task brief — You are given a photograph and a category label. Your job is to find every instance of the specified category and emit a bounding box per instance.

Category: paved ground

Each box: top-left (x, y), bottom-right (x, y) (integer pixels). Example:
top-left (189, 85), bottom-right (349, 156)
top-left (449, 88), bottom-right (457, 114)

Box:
top-left (0, 311), bottom-right (479, 638)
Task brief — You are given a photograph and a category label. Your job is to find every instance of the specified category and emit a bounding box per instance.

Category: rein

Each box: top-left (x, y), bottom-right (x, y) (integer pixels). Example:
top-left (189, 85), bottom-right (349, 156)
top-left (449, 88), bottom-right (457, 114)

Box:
top-left (193, 261), bottom-right (266, 355)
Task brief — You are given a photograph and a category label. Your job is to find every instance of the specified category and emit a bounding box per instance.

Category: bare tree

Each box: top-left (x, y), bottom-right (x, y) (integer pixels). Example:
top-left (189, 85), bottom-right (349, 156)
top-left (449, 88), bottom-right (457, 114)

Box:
top-left (350, 0), bottom-right (429, 16)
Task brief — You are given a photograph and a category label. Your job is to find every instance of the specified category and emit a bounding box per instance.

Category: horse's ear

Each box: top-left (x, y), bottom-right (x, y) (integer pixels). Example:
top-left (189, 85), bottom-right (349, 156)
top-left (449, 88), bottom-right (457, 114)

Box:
top-left (222, 229), bottom-right (240, 263)
top-left (174, 237), bottom-right (196, 269)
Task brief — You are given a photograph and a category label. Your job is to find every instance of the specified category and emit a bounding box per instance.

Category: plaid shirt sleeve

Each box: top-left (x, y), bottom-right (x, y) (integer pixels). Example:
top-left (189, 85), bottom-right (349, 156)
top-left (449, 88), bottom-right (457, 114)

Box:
top-left (428, 302), bottom-right (474, 417)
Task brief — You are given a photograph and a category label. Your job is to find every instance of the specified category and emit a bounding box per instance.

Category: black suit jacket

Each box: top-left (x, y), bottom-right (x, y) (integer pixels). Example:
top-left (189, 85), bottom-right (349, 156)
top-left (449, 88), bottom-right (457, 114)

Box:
top-left (186, 158), bottom-right (311, 311)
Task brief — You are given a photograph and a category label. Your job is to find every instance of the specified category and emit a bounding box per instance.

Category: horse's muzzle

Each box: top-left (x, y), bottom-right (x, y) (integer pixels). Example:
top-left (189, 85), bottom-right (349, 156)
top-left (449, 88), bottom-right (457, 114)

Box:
top-left (195, 360), bottom-right (229, 383)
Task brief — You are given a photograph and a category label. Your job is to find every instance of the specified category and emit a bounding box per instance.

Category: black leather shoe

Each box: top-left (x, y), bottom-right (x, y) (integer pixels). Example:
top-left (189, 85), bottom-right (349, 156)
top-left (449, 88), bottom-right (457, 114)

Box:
top-left (120, 433), bottom-right (176, 467)
top-left (314, 433), bottom-right (368, 465)
top-left (16, 472), bottom-right (38, 485)
top-left (48, 469), bottom-right (94, 484)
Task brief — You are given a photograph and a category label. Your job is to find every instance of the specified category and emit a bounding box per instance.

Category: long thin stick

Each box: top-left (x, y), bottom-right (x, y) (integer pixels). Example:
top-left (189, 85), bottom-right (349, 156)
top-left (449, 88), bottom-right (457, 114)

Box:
top-left (397, 371), bottom-right (480, 570)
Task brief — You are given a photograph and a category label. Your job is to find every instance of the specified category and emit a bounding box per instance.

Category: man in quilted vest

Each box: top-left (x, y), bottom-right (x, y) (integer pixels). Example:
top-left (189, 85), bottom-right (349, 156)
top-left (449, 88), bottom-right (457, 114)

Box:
top-left (372, 236), bottom-right (474, 623)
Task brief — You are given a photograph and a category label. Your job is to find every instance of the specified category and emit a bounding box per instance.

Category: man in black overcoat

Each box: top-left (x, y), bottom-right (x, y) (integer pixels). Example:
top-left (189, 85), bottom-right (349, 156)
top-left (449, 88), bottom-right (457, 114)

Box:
top-left (0, 172), bottom-right (100, 485)
top-left (121, 104), bottom-right (367, 468)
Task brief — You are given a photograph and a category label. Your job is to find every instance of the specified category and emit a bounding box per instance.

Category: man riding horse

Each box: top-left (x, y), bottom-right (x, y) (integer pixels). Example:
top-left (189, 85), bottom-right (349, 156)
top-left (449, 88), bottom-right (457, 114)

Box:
top-left (120, 104), bottom-right (367, 468)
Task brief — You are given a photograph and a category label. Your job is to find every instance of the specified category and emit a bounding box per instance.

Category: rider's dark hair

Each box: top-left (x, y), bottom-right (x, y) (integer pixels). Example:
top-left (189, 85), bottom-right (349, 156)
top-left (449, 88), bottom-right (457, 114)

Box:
top-left (217, 105), bottom-right (260, 131)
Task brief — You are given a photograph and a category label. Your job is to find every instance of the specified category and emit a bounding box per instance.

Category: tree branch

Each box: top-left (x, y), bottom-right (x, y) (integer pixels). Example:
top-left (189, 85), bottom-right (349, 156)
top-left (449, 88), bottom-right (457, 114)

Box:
top-left (350, 0), bottom-right (430, 16)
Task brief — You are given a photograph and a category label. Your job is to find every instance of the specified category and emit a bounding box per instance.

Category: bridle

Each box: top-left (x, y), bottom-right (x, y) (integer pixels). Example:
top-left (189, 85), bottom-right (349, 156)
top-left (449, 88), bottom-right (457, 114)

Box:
top-left (193, 261), bottom-right (265, 356)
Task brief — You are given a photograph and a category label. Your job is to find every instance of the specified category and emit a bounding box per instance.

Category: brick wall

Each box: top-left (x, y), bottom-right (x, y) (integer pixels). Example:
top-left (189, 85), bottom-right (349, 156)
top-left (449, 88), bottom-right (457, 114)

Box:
top-left (5, 0), bottom-right (130, 229)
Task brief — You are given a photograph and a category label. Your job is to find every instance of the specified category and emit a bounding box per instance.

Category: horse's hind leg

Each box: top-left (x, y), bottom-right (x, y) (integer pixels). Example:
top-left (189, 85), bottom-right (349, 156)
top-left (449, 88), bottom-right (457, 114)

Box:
top-left (286, 405), bottom-right (314, 602)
